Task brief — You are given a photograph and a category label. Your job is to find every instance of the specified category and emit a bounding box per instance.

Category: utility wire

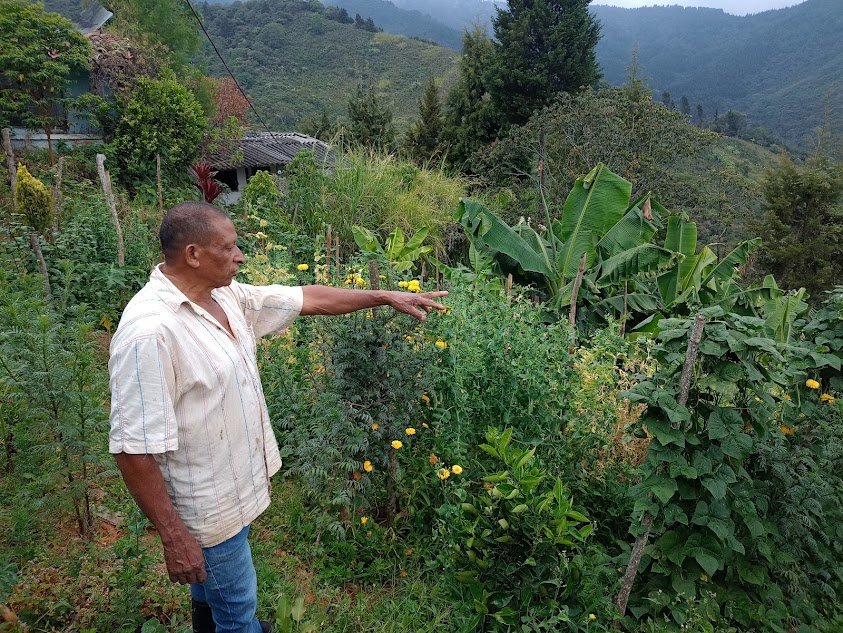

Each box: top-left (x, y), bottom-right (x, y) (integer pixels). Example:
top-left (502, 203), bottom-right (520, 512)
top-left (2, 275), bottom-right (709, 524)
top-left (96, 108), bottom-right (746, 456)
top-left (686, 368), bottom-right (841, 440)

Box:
top-left (181, 0), bottom-right (272, 133)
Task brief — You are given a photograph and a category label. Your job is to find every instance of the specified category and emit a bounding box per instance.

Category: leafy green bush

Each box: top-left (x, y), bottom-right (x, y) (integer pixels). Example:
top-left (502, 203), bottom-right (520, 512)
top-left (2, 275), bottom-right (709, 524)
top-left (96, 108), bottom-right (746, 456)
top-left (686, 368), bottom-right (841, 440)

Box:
top-left (109, 76), bottom-right (207, 188)
top-left (436, 427), bottom-right (610, 631)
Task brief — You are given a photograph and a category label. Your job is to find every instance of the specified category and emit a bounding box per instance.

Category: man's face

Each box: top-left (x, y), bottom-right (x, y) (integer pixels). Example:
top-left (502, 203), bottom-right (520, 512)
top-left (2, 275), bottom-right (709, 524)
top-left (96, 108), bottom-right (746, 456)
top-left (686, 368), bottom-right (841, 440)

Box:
top-left (196, 216), bottom-right (245, 287)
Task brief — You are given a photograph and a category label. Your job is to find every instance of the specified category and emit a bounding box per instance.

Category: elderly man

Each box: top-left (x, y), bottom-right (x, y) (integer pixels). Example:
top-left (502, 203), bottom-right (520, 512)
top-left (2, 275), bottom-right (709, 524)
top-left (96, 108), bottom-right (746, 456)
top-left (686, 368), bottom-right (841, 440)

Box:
top-left (108, 202), bottom-right (446, 633)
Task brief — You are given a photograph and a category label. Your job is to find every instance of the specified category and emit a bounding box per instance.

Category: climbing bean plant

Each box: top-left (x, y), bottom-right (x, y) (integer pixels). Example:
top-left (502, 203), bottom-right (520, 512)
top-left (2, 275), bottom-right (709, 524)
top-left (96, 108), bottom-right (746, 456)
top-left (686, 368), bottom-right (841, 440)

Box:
top-left (622, 303), bottom-right (842, 630)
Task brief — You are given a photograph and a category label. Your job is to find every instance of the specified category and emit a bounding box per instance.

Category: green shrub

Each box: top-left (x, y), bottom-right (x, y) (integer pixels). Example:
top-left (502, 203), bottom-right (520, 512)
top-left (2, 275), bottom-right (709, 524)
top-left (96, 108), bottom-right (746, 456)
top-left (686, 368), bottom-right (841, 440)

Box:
top-left (110, 76), bottom-right (207, 188)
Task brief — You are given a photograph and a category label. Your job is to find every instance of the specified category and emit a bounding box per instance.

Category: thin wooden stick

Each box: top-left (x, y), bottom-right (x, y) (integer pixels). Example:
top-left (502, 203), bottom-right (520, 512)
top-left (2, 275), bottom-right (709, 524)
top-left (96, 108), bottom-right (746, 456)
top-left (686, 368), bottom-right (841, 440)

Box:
top-left (506, 273), bottom-right (513, 297)
top-left (156, 154), bottom-right (164, 216)
top-left (435, 246), bottom-right (441, 291)
top-left (52, 156), bottom-right (64, 234)
top-left (614, 314), bottom-right (707, 617)
top-left (369, 260), bottom-right (380, 314)
top-left (325, 224), bottom-right (333, 279)
top-left (334, 235), bottom-right (340, 272)
top-left (568, 252), bottom-right (587, 325)
top-left (30, 233), bottom-right (51, 299)
top-left (2, 128), bottom-right (17, 210)
top-left (96, 154), bottom-right (125, 266)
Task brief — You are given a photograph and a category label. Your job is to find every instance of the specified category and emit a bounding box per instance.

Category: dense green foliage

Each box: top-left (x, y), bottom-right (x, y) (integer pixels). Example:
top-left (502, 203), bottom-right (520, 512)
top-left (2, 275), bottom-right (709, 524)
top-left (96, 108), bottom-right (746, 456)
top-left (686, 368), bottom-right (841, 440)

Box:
top-left (402, 77), bottom-right (444, 165)
top-left (0, 0), bottom-right (91, 159)
top-left (109, 76), bottom-right (207, 188)
top-left (346, 83), bottom-right (397, 152)
top-left (754, 153), bottom-right (843, 297)
top-left (487, 0), bottom-right (600, 129)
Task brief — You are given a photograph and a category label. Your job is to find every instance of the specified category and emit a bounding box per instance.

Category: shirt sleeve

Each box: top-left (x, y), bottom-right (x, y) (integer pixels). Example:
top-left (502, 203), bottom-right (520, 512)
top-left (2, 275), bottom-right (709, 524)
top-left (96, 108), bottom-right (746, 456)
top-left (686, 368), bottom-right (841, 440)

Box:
top-left (229, 280), bottom-right (303, 338)
top-left (108, 332), bottom-right (179, 454)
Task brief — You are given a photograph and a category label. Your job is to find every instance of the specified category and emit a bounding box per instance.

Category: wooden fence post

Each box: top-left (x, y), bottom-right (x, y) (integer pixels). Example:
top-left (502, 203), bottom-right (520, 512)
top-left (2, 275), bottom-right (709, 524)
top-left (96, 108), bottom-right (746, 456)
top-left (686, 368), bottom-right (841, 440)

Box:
top-left (614, 314), bottom-right (707, 617)
top-left (96, 154), bottom-right (125, 266)
top-left (2, 128), bottom-right (17, 210)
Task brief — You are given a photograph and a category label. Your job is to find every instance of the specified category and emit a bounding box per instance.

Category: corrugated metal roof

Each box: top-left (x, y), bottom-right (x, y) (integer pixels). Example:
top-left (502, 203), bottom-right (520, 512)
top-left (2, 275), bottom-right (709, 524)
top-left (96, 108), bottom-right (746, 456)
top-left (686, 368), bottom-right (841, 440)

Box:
top-left (208, 132), bottom-right (332, 171)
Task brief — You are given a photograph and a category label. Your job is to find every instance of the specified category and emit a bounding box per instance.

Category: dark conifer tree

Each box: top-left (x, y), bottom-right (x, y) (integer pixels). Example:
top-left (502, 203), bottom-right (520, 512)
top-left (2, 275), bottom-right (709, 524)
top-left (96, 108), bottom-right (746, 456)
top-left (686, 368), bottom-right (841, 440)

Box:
top-left (442, 27), bottom-right (500, 168)
top-left (404, 77), bottom-right (444, 164)
top-left (346, 83), bottom-right (396, 152)
top-left (487, 0), bottom-right (601, 128)
top-left (679, 95), bottom-right (691, 116)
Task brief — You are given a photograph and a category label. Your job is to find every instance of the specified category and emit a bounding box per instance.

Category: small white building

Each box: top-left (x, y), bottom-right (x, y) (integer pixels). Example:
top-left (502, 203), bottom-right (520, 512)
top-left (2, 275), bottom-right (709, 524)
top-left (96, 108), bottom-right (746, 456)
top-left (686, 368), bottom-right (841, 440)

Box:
top-left (208, 132), bottom-right (332, 204)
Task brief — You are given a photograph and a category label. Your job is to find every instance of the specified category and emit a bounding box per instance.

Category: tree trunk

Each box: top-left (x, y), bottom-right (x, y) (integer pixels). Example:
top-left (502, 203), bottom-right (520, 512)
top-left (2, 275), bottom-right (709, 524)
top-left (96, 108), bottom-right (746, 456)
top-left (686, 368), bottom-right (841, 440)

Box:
top-left (96, 154), bottom-right (125, 266)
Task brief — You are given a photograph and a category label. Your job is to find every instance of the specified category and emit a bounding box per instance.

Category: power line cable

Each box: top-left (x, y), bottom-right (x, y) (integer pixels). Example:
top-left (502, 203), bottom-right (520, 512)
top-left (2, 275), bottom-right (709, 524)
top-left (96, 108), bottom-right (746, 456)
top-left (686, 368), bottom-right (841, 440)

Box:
top-left (181, 0), bottom-right (272, 133)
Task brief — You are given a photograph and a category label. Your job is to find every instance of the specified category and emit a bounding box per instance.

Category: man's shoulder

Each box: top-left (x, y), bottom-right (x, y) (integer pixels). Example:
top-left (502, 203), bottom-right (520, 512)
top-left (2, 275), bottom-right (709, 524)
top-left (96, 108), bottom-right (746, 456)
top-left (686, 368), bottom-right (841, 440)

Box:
top-left (111, 285), bottom-right (177, 350)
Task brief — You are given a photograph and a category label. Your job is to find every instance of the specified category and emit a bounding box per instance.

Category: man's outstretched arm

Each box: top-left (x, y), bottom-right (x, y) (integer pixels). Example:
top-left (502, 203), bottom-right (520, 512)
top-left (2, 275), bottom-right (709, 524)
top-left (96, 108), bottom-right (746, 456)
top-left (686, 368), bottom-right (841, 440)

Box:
top-left (114, 452), bottom-right (206, 585)
top-left (301, 286), bottom-right (447, 321)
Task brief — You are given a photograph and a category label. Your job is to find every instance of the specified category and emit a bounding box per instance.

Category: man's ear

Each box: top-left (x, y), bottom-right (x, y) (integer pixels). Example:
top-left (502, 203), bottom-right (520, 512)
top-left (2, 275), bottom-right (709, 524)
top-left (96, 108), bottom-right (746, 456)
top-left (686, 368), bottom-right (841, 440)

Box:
top-left (184, 243), bottom-right (202, 269)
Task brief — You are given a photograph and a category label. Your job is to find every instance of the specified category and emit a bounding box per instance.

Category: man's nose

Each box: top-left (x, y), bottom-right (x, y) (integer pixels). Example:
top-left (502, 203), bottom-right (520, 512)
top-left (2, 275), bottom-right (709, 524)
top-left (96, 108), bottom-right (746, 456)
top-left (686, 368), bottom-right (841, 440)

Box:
top-left (234, 247), bottom-right (246, 264)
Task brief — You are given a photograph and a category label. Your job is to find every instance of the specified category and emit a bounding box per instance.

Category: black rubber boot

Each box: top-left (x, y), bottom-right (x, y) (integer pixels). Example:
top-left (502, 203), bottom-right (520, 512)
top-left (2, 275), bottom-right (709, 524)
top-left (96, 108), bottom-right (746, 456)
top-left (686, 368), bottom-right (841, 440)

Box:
top-left (259, 620), bottom-right (273, 633)
top-left (191, 599), bottom-right (216, 633)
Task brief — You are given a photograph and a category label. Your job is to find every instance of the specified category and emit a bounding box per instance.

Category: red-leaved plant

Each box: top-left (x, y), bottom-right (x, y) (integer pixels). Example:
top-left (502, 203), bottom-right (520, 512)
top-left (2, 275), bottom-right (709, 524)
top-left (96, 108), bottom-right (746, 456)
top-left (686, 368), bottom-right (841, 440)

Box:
top-left (189, 162), bottom-right (223, 203)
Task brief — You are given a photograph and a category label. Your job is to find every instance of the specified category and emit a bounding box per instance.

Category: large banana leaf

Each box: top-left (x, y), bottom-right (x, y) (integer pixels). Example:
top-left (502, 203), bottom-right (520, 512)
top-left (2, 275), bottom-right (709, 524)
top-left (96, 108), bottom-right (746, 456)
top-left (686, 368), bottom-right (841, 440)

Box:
top-left (553, 164), bottom-right (633, 279)
top-left (700, 238), bottom-right (762, 290)
top-left (595, 198), bottom-right (660, 260)
top-left (596, 245), bottom-right (681, 287)
top-left (456, 198), bottom-right (553, 276)
top-left (657, 216), bottom-right (707, 308)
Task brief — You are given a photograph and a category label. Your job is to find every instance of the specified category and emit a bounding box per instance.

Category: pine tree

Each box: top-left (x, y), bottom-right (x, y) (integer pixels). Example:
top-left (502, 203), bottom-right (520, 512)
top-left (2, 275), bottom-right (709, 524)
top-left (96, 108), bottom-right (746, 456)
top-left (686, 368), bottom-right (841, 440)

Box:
top-left (403, 77), bottom-right (444, 165)
top-left (487, 0), bottom-right (601, 128)
top-left (755, 153), bottom-right (843, 297)
top-left (346, 84), bottom-right (396, 152)
top-left (679, 95), bottom-right (691, 116)
top-left (696, 104), bottom-right (704, 126)
top-left (442, 27), bottom-right (500, 169)
top-left (661, 91), bottom-right (674, 110)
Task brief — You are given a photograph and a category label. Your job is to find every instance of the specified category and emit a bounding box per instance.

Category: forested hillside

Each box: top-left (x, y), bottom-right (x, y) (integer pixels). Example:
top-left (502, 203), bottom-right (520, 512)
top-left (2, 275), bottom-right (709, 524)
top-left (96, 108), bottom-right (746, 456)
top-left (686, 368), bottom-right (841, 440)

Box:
top-left (197, 0), bottom-right (459, 130)
top-left (593, 0), bottom-right (842, 149)
top-left (319, 0), bottom-right (840, 149)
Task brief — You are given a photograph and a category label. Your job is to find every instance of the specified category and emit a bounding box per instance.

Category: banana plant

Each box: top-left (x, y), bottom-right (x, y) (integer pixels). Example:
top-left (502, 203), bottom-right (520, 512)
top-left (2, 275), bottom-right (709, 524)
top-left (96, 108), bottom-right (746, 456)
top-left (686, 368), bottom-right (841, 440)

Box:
top-left (456, 164), bottom-right (678, 307)
top-left (352, 225), bottom-right (433, 272)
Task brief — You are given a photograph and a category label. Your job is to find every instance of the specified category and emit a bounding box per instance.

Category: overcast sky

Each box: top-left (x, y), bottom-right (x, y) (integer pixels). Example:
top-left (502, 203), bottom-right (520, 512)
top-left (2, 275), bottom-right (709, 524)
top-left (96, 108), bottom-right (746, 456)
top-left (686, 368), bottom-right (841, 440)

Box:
top-left (592, 0), bottom-right (807, 15)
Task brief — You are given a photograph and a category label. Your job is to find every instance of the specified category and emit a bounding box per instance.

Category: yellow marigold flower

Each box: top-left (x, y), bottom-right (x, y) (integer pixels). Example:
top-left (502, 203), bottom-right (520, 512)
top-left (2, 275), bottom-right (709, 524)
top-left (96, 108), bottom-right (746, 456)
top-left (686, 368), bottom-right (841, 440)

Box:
top-left (820, 393), bottom-right (835, 403)
top-left (437, 468), bottom-right (450, 480)
top-left (783, 394), bottom-right (792, 401)
top-left (398, 281), bottom-right (409, 288)
top-left (451, 464), bottom-right (463, 475)
top-left (255, 231), bottom-right (267, 239)
top-left (435, 340), bottom-right (448, 350)
top-left (371, 423), bottom-right (380, 431)
top-left (588, 614), bottom-right (596, 622)
top-left (806, 379), bottom-right (820, 389)
top-left (297, 263), bottom-right (309, 271)
top-left (360, 516), bottom-right (368, 525)
top-left (421, 394), bottom-right (430, 405)
top-left (405, 427), bottom-right (416, 436)
top-left (780, 424), bottom-right (795, 436)
top-left (405, 335), bottom-right (415, 343)
top-left (259, 218), bottom-right (268, 228)
top-left (407, 280), bottom-right (421, 293)
top-left (429, 453), bottom-right (439, 464)
top-left (391, 440), bottom-right (403, 450)
top-left (363, 460), bottom-right (373, 472)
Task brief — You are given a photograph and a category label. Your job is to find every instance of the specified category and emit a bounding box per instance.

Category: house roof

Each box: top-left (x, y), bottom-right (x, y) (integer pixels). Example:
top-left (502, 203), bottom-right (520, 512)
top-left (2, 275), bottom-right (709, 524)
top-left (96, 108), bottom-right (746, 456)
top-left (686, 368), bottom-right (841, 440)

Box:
top-left (208, 132), bottom-right (332, 172)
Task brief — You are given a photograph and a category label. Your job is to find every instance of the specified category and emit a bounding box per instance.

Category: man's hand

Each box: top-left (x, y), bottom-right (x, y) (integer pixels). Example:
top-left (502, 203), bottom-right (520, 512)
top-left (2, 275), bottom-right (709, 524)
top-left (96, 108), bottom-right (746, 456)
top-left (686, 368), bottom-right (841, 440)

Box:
top-left (387, 290), bottom-right (448, 321)
top-left (162, 526), bottom-right (207, 585)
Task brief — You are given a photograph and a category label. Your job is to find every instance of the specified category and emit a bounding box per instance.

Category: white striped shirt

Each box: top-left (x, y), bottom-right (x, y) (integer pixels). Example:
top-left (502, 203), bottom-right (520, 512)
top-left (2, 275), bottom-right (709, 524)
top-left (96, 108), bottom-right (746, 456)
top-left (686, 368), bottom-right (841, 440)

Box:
top-left (108, 265), bottom-right (302, 547)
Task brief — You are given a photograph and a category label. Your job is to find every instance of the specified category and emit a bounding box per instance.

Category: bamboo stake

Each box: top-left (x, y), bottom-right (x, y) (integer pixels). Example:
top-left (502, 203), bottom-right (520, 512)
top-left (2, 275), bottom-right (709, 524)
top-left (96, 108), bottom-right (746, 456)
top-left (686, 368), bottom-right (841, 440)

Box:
top-left (156, 154), bottom-right (164, 216)
top-left (52, 156), bottom-right (64, 234)
top-left (568, 252), bottom-right (587, 326)
top-left (96, 154), bottom-right (125, 266)
top-left (2, 128), bottom-right (17, 211)
top-left (506, 273), bottom-right (513, 297)
top-left (614, 314), bottom-right (707, 617)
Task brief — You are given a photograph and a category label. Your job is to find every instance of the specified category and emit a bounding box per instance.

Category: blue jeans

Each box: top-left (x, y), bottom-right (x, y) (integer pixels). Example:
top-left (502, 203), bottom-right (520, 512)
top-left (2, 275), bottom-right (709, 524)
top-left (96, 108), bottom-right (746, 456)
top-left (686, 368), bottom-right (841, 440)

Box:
top-left (190, 525), bottom-right (263, 633)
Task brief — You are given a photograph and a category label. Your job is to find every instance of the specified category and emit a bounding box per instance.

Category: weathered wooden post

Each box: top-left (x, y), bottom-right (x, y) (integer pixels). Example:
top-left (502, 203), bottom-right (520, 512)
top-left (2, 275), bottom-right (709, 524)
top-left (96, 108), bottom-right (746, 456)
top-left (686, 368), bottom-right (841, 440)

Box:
top-left (2, 128), bottom-right (17, 211)
top-left (96, 154), bottom-right (125, 266)
top-left (614, 314), bottom-right (707, 617)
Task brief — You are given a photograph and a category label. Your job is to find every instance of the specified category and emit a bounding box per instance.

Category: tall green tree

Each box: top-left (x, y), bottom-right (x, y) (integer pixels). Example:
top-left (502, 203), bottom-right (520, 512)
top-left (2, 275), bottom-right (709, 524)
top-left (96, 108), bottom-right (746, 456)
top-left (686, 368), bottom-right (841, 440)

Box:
top-left (755, 154), bottom-right (843, 298)
top-left (403, 77), bottom-right (444, 165)
top-left (0, 0), bottom-right (91, 164)
top-left (442, 27), bottom-right (500, 169)
top-left (346, 83), bottom-right (396, 152)
top-left (487, 0), bottom-right (601, 129)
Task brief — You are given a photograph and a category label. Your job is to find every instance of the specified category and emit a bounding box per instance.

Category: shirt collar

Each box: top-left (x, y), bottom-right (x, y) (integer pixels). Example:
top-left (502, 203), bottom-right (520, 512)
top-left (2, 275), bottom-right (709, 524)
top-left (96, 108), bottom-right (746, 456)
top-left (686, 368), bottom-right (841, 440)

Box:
top-left (150, 263), bottom-right (192, 311)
